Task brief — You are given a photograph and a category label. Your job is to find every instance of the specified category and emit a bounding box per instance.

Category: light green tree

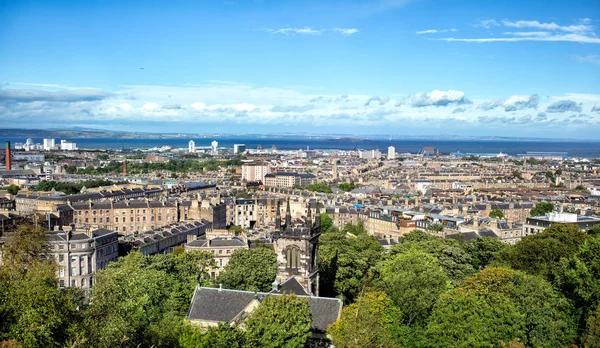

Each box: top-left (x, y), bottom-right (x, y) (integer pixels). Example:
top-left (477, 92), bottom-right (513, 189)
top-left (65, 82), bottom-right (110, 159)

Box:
top-left (218, 247), bottom-right (277, 292)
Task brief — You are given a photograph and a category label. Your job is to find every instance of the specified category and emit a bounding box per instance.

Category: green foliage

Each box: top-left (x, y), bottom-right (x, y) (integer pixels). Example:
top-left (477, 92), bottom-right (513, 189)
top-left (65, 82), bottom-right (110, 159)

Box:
top-left (341, 221), bottom-right (367, 236)
top-left (461, 236), bottom-right (508, 270)
top-left (392, 230), bottom-right (476, 286)
top-left (489, 209), bottom-right (505, 219)
top-left (245, 294), bottom-right (312, 348)
top-left (218, 247), bottom-right (277, 292)
top-left (338, 182), bottom-right (358, 192)
top-left (34, 179), bottom-right (124, 195)
top-left (512, 170), bottom-right (523, 180)
top-left (318, 231), bottom-right (384, 301)
top-left (427, 222), bottom-right (444, 232)
top-left (320, 213), bottom-right (334, 233)
top-left (84, 251), bottom-right (214, 347)
top-left (425, 267), bottom-right (576, 347)
top-left (503, 223), bottom-right (590, 278)
top-left (179, 323), bottom-right (246, 348)
top-left (588, 225), bottom-right (600, 237)
top-left (379, 249), bottom-right (450, 326)
top-left (530, 202), bottom-right (555, 216)
top-left (4, 184), bottom-right (19, 195)
top-left (328, 291), bottom-right (405, 348)
top-left (583, 304), bottom-right (600, 348)
top-left (553, 237), bottom-right (600, 337)
top-left (228, 225), bottom-right (244, 235)
top-left (575, 185), bottom-right (591, 194)
top-left (303, 182), bottom-right (333, 193)
top-left (0, 223), bottom-right (83, 347)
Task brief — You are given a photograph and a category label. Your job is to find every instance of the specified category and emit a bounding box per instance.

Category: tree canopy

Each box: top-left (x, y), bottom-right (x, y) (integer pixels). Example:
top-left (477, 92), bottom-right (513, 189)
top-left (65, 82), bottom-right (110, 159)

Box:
top-left (245, 294), bottom-right (312, 348)
top-left (530, 202), bottom-right (555, 216)
top-left (217, 247), bottom-right (277, 292)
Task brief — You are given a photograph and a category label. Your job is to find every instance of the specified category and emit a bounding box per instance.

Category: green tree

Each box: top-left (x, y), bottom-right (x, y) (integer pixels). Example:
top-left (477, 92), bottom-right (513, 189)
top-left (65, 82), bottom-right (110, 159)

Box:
top-left (489, 209), bottom-right (505, 219)
top-left (530, 202), bottom-right (555, 216)
top-left (5, 185), bottom-right (19, 195)
top-left (2, 223), bottom-right (50, 266)
top-left (391, 230), bottom-right (476, 286)
top-left (228, 225), bottom-right (244, 236)
top-left (588, 225), bottom-right (600, 237)
top-left (425, 267), bottom-right (576, 347)
top-left (461, 236), bottom-right (508, 270)
top-left (245, 294), bottom-right (312, 348)
top-left (320, 213), bottom-right (333, 233)
top-left (328, 291), bottom-right (405, 348)
top-left (427, 222), bottom-right (444, 233)
top-left (553, 237), bottom-right (600, 337)
top-left (318, 231), bottom-right (384, 301)
top-left (341, 221), bottom-right (367, 236)
top-left (303, 182), bottom-right (333, 194)
top-left (379, 249), bottom-right (450, 326)
top-left (179, 323), bottom-right (245, 348)
top-left (338, 182), bottom-right (357, 192)
top-left (218, 247), bottom-right (277, 292)
top-left (504, 223), bottom-right (589, 278)
top-left (583, 304), bottom-right (600, 348)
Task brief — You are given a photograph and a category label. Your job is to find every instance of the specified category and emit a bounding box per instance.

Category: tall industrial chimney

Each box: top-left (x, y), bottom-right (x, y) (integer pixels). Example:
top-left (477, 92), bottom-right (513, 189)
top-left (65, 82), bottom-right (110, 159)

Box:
top-left (5, 141), bottom-right (11, 171)
top-left (122, 159), bottom-right (127, 177)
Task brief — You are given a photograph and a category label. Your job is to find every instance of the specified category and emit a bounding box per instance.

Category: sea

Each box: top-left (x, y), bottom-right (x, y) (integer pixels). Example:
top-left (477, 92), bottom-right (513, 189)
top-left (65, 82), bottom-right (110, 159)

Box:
top-left (4, 137), bottom-right (600, 158)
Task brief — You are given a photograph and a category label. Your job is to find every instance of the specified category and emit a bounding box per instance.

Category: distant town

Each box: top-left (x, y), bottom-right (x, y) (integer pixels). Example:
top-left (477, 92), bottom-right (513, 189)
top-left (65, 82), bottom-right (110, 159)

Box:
top-left (1, 135), bottom-right (600, 347)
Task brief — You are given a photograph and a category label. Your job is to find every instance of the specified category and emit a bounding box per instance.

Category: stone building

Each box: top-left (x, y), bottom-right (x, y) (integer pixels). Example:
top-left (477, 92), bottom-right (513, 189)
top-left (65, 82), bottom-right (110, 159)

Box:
top-left (48, 226), bottom-right (119, 289)
top-left (272, 199), bottom-right (320, 296)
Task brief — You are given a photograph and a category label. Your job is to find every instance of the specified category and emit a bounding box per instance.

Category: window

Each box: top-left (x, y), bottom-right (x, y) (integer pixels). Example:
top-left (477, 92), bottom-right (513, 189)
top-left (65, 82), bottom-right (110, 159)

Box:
top-left (286, 248), bottom-right (301, 270)
top-left (71, 244), bottom-right (77, 249)
top-left (59, 280), bottom-right (65, 287)
top-left (71, 279), bottom-right (76, 287)
top-left (81, 278), bottom-right (86, 287)
top-left (59, 267), bottom-right (65, 277)
top-left (115, 217), bottom-right (119, 223)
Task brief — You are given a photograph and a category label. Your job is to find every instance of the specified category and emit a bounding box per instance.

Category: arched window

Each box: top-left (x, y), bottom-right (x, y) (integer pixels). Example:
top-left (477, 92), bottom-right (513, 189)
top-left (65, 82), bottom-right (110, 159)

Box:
top-left (285, 247), bottom-right (301, 270)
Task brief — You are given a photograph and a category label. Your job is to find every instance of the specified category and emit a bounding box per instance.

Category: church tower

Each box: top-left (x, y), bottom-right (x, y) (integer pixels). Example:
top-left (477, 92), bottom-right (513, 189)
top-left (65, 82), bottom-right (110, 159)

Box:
top-left (273, 199), bottom-right (320, 296)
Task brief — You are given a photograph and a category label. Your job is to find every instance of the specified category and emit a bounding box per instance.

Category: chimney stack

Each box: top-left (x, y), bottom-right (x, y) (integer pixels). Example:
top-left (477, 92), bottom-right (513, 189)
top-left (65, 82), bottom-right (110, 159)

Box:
top-left (5, 141), bottom-right (11, 171)
top-left (122, 159), bottom-right (127, 177)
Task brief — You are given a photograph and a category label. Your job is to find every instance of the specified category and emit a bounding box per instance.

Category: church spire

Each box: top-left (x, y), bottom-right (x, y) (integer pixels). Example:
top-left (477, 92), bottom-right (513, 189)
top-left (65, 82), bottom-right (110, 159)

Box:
top-left (314, 201), bottom-right (321, 232)
top-left (275, 199), bottom-right (281, 230)
top-left (285, 198), bottom-right (292, 229)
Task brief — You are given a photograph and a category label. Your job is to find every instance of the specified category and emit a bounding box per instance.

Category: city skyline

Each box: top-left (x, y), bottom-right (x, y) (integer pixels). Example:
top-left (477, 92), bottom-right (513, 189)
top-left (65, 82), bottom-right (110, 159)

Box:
top-left (1, 0), bottom-right (599, 137)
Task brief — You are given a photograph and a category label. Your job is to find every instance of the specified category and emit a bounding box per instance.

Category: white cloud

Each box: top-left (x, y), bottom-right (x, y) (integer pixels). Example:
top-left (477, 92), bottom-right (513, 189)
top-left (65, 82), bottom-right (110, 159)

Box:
top-left (501, 20), bottom-right (593, 33)
top-left (269, 28), bottom-right (323, 35)
top-left (191, 102), bottom-right (206, 110)
top-left (572, 55), bottom-right (600, 65)
top-left (439, 19), bottom-right (600, 44)
top-left (334, 28), bottom-right (359, 35)
top-left (416, 29), bottom-right (457, 34)
top-left (411, 90), bottom-right (471, 107)
top-left (1, 83), bottom-right (599, 134)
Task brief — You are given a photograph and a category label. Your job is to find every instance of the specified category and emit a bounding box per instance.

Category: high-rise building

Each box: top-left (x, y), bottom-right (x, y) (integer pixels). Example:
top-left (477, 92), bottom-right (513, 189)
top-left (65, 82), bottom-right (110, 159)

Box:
top-left (241, 162), bottom-right (272, 182)
top-left (188, 140), bottom-right (196, 153)
top-left (387, 146), bottom-right (396, 160)
top-left (233, 144), bottom-right (245, 154)
top-left (43, 138), bottom-right (56, 150)
top-left (211, 140), bottom-right (218, 155)
top-left (60, 140), bottom-right (77, 151)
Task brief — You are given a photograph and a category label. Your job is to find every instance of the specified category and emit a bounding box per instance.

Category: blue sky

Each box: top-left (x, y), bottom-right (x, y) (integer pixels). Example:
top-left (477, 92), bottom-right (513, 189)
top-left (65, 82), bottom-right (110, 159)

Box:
top-left (0, 0), bottom-right (599, 138)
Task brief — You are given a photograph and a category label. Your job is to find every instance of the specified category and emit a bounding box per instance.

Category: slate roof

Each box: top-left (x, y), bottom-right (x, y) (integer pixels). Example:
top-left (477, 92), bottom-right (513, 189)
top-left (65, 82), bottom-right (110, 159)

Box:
top-left (269, 277), bottom-right (309, 296)
top-left (187, 286), bottom-right (342, 333)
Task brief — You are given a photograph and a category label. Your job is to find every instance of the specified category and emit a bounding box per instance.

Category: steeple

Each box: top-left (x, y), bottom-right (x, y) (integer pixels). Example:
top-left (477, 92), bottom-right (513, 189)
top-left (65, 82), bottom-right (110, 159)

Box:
top-left (275, 199), bottom-right (281, 230)
top-left (314, 202), bottom-right (321, 233)
top-left (285, 198), bottom-right (292, 229)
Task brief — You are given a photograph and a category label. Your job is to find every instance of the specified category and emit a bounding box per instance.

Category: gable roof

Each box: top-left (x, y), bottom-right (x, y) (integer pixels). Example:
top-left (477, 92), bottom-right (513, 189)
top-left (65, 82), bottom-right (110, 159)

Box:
top-left (187, 286), bottom-right (342, 333)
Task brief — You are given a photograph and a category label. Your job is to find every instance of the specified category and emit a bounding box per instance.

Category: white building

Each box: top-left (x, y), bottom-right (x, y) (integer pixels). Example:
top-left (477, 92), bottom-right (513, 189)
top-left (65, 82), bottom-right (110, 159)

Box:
top-left (588, 186), bottom-right (600, 196)
top-left (43, 138), bottom-right (56, 151)
top-left (359, 149), bottom-right (382, 160)
top-left (241, 162), bottom-right (272, 182)
top-left (60, 140), bottom-right (77, 151)
top-left (188, 140), bottom-right (196, 153)
top-left (233, 144), bottom-right (246, 154)
top-left (387, 146), bottom-right (396, 160)
top-left (211, 140), bottom-right (218, 155)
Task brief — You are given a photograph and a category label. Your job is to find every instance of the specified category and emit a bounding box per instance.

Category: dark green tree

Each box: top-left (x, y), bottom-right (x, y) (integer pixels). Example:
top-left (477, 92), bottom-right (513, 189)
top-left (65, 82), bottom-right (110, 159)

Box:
top-left (179, 323), bottom-right (245, 348)
top-left (504, 223), bottom-right (589, 278)
top-left (530, 202), bottom-right (555, 216)
top-left (218, 247), bottom-right (277, 292)
top-left (461, 236), bottom-right (508, 270)
top-left (583, 304), bottom-right (600, 348)
top-left (5, 185), bottom-right (19, 195)
top-left (245, 294), bottom-right (312, 348)
top-left (489, 209), bottom-right (505, 219)
top-left (379, 249), bottom-right (450, 326)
